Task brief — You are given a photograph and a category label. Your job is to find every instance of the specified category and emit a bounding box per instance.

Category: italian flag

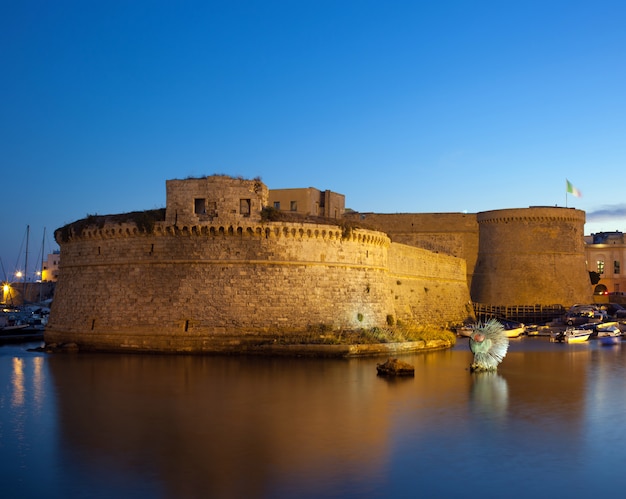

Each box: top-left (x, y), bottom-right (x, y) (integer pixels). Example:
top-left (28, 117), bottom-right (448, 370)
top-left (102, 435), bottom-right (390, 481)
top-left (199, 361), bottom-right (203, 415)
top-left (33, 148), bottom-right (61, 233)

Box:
top-left (566, 179), bottom-right (582, 197)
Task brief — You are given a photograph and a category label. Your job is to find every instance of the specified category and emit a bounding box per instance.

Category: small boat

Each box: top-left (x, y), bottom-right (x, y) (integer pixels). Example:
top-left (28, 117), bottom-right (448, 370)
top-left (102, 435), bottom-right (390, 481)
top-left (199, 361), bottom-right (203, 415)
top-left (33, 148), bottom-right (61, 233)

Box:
top-left (596, 321), bottom-right (620, 332)
top-left (599, 333), bottom-right (621, 346)
top-left (456, 325), bottom-right (474, 337)
top-left (503, 323), bottom-right (525, 338)
top-left (597, 325), bottom-right (621, 346)
top-left (1, 307), bottom-right (46, 343)
top-left (458, 318), bottom-right (526, 338)
top-left (0, 321), bottom-right (43, 344)
top-left (551, 328), bottom-right (591, 343)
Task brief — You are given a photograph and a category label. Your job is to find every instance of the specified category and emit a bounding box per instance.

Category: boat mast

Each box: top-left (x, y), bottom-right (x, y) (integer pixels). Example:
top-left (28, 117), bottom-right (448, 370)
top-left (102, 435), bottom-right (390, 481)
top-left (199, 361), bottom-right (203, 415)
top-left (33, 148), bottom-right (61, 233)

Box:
top-left (39, 228), bottom-right (46, 303)
top-left (24, 224), bottom-right (29, 304)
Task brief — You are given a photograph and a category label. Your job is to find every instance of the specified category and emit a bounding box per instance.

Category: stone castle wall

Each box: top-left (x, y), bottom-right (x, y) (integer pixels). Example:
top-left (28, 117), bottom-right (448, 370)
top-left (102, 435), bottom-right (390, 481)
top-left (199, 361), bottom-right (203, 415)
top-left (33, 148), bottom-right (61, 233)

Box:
top-left (46, 219), bottom-right (471, 353)
top-left (386, 242), bottom-right (472, 325)
top-left (347, 208), bottom-right (593, 308)
top-left (344, 212), bottom-right (479, 287)
top-left (471, 207), bottom-right (592, 306)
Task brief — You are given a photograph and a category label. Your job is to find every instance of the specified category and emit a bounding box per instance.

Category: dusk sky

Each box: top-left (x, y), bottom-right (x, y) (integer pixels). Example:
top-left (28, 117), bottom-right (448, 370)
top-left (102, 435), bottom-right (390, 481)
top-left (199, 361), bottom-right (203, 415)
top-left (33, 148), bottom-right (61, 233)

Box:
top-left (2, 0), bottom-right (626, 281)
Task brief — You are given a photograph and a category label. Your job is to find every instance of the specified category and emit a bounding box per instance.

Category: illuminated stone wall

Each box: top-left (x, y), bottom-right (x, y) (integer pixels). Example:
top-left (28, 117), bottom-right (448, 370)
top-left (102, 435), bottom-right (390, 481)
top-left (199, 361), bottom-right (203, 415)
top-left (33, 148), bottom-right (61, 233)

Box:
top-left (343, 212), bottom-right (479, 288)
top-left (471, 207), bottom-right (592, 306)
top-left (346, 208), bottom-right (593, 308)
top-left (46, 219), bottom-right (471, 353)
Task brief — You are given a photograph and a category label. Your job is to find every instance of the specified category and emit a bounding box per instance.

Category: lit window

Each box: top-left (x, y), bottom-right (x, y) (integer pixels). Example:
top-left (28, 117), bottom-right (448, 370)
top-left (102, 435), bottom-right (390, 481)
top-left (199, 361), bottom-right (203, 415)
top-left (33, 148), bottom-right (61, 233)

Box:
top-left (597, 260), bottom-right (605, 274)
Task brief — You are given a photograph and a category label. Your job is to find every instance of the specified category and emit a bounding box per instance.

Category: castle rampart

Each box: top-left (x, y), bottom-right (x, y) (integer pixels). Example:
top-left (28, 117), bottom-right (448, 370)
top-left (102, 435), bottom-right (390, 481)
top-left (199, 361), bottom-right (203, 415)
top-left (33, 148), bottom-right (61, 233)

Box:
top-left (346, 208), bottom-right (593, 309)
top-left (46, 177), bottom-right (472, 353)
top-left (344, 212), bottom-right (479, 287)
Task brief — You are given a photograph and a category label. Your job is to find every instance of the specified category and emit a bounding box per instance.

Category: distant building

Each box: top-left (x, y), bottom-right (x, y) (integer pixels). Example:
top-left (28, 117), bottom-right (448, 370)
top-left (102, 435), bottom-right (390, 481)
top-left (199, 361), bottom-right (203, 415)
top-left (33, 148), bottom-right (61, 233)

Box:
top-left (268, 188), bottom-right (345, 219)
top-left (585, 231), bottom-right (626, 298)
top-left (42, 250), bottom-right (60, 282)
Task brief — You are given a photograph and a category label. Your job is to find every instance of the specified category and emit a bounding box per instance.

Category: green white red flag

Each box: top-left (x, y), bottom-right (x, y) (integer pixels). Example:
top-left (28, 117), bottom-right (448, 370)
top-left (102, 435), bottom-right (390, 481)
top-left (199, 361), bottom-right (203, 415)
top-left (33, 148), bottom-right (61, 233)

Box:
top-left (566, 179), bottom-right (582, 197)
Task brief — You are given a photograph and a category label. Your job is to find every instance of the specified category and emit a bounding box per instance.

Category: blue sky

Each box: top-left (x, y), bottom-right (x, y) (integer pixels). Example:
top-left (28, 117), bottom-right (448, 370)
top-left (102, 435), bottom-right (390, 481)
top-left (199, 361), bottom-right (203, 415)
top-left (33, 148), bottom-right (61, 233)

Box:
top-left (2, 0), bottom-right (626, 280)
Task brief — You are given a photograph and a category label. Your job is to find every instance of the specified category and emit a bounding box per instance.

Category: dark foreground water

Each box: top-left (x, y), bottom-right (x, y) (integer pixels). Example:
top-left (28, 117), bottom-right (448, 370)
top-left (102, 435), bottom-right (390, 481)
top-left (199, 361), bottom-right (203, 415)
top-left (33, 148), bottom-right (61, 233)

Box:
top-left (2, 337), bottom-right (626, 499)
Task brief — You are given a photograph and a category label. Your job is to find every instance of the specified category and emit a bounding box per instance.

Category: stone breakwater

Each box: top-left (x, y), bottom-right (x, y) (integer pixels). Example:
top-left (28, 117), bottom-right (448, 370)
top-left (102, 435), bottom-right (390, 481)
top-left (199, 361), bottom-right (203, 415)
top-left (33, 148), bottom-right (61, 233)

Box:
top-left (45, 219), bottom-right (471, 354)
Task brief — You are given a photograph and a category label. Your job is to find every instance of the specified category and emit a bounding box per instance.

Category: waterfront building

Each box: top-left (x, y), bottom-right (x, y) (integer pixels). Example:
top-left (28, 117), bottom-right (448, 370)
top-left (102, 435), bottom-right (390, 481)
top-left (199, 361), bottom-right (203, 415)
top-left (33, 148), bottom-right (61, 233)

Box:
top-left (584, 231), bottom-right (626, 299)
top-left (42, 250), bottom-right (60, 282)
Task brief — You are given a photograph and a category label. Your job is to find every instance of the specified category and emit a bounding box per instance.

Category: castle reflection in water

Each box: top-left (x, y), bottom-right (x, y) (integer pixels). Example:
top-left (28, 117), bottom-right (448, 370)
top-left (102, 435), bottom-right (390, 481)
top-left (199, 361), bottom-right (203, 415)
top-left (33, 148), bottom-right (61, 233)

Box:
top-left (2, 338), bottom-right (625, 498)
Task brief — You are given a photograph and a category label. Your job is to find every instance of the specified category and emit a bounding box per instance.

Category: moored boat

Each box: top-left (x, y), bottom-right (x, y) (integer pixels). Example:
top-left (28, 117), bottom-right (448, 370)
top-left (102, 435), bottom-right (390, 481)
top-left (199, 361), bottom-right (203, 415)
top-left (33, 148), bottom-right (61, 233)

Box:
top-left (599, 333), bottom-right (621, 346)
top-left (551, 327), bottom-right (591, 343)
top-left (597, 325), bottom-right (621, 346)
top-left (458, 318), bottom-right (526, 338)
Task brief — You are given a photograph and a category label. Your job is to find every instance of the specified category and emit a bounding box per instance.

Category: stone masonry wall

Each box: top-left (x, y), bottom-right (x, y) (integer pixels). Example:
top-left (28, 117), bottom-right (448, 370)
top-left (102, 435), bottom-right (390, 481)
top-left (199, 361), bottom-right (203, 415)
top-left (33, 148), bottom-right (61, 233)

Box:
top-left (344, 212), bottom-right (479, 288)
top-left (471, 207), bottom-right (592, 307)
top-left (46, 220), bottom-right (471, 353)
top-left (165, 176), bottom-right (268, 225)
top-left (387, 243), bottom-right (473, 326)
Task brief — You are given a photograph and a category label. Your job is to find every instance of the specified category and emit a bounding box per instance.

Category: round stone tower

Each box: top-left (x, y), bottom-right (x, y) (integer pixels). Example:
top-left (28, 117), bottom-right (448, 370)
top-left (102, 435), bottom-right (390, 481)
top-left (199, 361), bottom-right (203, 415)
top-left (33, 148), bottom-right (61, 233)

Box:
top-left (471, 207), bottom-right (592, 307)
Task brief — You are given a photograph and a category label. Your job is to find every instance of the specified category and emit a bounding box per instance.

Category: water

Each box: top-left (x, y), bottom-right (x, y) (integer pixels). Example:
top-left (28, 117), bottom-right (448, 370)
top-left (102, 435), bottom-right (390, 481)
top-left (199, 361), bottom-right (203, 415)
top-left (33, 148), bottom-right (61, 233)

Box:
top-left (2, 337), bottom-right (626, 498)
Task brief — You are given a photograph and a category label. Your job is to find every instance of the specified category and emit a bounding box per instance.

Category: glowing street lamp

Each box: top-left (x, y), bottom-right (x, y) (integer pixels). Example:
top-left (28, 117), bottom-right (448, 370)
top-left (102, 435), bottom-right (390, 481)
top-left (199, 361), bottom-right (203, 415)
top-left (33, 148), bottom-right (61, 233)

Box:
top-left (2, 283), bottom-right (10, 304)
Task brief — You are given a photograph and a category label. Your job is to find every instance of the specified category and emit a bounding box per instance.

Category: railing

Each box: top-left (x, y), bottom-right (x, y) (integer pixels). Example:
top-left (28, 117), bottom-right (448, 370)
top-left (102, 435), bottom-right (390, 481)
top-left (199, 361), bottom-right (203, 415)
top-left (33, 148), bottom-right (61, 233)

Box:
top-left (472, 303), bottom-right (565, 325)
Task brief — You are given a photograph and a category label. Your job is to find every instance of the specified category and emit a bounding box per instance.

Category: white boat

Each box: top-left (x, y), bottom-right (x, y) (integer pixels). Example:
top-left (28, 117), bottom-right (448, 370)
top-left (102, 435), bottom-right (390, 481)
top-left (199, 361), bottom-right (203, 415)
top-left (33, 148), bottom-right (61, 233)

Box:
top-left (499, 319), bottom-right (526, 338)
top-left (504, 325), bottom-right (525, 338)
top-left (551, 328), bottom-right (591, 343)
top-left (458, 318), bottom-right (525, 338)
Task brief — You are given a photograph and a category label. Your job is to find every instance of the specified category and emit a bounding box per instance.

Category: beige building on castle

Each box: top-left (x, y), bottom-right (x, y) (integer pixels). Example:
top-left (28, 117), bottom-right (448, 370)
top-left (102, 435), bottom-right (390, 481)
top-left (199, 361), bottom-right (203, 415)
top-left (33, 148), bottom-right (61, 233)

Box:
top-left (268, 188), bottom-right (344, 219)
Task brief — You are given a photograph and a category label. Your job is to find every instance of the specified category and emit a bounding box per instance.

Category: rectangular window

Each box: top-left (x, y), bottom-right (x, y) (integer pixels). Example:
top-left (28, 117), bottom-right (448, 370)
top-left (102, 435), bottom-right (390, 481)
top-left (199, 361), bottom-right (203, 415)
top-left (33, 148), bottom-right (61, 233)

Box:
top-left (615, 261), bottom-right (621, 274)
top-left (290, 201), bottom-right (297, 211)
top-left (274, 201), bottom-right (281, 209)
top-left (597, 260), bottom-right (605, 274)
top-left (194, 198), bottom-right (206, 215)
top-left (240, 199), bottom-right (251, 216)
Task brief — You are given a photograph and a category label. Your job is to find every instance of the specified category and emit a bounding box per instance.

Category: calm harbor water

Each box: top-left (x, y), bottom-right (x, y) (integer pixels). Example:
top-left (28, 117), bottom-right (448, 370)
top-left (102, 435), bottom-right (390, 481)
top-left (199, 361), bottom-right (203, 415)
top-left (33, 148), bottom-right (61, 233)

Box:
top-left (2, 336), bottom-right (626, 499)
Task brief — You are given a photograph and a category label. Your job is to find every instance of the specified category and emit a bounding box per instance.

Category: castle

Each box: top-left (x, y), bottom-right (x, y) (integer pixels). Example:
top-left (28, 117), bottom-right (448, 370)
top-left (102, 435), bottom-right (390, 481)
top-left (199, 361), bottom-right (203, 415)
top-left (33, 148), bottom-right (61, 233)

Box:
top-left (45, 175), bottom-right (592, 353)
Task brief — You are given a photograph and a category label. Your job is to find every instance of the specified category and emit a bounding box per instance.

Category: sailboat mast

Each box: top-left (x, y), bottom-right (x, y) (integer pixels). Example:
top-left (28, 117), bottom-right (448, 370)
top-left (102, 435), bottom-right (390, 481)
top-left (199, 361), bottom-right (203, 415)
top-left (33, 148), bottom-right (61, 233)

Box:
top-left (24, 224), bottom-right (29, 304)
top-left (39, 228), bottom-right (46, 302)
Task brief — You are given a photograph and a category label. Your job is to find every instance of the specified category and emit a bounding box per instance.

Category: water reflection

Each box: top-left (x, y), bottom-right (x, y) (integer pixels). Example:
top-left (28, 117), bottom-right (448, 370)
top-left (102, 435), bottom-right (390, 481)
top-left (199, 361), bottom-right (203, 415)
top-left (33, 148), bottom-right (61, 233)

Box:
top-left (11, 357), bottom-right (24, 407)
top-left (48, 355), bottom-right (397, 498)
top-left (3, 339), bottom-right (626, 497)
top-left (470, 372), bottom-right (508, 421)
